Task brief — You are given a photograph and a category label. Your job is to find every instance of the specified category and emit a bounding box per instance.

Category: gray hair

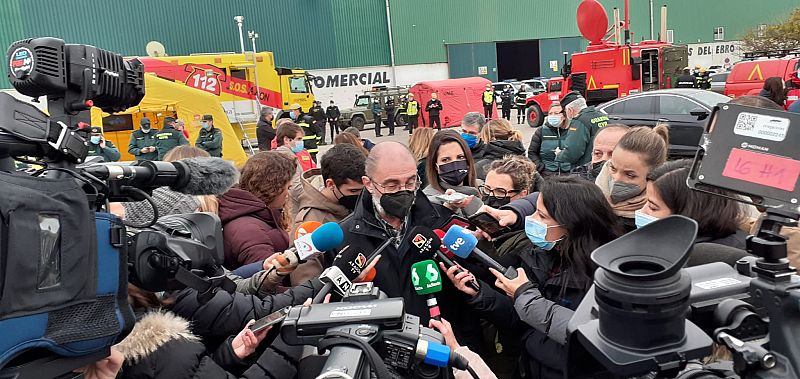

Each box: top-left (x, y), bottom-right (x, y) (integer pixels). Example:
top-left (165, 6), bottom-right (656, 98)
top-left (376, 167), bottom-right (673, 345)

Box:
top-left (461, 112), bottom-right (486, 130)
top-left (260, 107), bottom-right (274, 116)
top-left (343, 126), bottom-right (361, 137)
top-left (565, 98), bottom-right (587, 115)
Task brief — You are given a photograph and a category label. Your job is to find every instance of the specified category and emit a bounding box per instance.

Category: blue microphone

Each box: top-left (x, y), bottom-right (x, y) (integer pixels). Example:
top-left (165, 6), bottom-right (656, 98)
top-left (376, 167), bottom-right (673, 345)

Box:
top-left (442, 225), bottom-right (518, 280)
top-left (299, 222), bottom-right (344, 258)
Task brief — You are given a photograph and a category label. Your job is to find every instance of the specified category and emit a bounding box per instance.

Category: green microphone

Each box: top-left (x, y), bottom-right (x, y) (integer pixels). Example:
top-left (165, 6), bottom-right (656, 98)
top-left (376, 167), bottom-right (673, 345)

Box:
top-left (411, 259), bottom-right (443, 320)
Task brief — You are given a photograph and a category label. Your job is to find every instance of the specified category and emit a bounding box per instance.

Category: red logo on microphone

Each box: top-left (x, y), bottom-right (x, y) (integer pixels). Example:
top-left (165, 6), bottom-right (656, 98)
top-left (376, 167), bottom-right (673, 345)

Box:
top-left (412, 234), bottom-right (427, 249)
top-left (354, 253), bottom-right (367, 268)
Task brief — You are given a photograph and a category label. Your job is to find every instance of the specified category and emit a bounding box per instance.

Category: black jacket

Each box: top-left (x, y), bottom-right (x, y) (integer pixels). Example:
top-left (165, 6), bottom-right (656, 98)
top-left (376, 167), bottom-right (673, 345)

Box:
top-left (470, 140), bottom-right (486, 159)
top-left (167, 279), bottom-right (325, 378)
top-left (325, 105), bottom-right (340, 121)
top-left (256, 118), bottom-right (275, 151)
top-left (309, 105), bottom-right (326, 122)
top-left (338, 189), bottom-right (484, 351)
top-left (474, 140), bottom-right (526, 179)
top-left (425, 99), bottom-right (443, 116)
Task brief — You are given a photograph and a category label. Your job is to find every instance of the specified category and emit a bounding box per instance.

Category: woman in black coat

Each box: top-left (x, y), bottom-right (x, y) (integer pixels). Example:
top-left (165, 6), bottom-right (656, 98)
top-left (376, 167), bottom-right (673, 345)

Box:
top-left (442, 177), bottom-right (621, 379)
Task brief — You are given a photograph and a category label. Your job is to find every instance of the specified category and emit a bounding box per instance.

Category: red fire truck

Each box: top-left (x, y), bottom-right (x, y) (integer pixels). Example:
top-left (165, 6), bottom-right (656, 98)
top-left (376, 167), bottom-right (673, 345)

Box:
top-left (724, 50), bottom-right (800, 109)
top-left (525, 0), bottom-right (688, 127)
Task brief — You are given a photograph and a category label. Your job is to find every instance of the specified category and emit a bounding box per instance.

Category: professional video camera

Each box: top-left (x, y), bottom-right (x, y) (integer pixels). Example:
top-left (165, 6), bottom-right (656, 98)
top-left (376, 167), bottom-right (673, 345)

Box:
top-left (565, 104), bottom-right (800, 379)
top-left (0, 38), bottom-right (236, 378)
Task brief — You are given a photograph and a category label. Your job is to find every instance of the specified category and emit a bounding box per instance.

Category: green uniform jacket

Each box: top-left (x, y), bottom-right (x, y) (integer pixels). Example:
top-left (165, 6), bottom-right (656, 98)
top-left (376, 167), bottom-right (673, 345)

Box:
top-left (87, 140), bottom-right (121, 162)
top-left (128, 129), bottom-right (159, 161)
top-left (154, 125), bottom-right (189, 160)
top-left (195, 127), bottom-right (223, 157)
top-left (528, 124), bottom-right (571, 174)
top-left (555, 106), bottom-right (608, 166)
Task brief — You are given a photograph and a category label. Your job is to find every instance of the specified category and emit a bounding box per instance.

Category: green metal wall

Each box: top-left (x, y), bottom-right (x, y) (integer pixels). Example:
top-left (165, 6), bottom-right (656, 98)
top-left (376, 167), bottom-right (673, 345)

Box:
top-left (538, 37), bottom-right (587, 77)
top-left (447, 42), bottom-right (499, 81)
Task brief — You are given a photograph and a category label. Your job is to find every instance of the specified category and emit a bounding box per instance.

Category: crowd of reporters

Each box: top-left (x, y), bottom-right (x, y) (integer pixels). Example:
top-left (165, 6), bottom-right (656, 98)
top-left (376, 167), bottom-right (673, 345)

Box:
top-left (80, 90), bottom-right (800, 379)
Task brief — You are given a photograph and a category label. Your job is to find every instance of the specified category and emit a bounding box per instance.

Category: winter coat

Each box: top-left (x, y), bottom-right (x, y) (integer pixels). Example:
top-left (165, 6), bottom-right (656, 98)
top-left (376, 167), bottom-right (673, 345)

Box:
top-left (155, 125), bottom-right (189, 160)
top-left (326, 105), bottom-right (341, 121)
top-left (167, 279), bottom-right (325, 378)
top-left (470, 140), bottom-right (486, 160)
top-left (555, 106), bottom-right (608, 166)
top-left (87, 140), bottom-right (121, 162)
top-left (195, 127), bottom-right (223, 157)
top-left (256, 118), bottom-right (275, 151)
top-left (426, 99), bottom-right (443, 117)
top-left (528, 123), bottom-right (571, 175)
top-left (116, 311), bottom-right (257, 379)
top-left (338, 189), bottom-right (484, 352)
top-left (275, 145), bottom-right (305, 221)
top-left (128, 129), bottom-right (159, 161)
top-left (218, 187), bottom-right (290, 269)
top-left (474, 139), bottom-right (526, 180)
top-left (514, 91), bottom-right (527, 107)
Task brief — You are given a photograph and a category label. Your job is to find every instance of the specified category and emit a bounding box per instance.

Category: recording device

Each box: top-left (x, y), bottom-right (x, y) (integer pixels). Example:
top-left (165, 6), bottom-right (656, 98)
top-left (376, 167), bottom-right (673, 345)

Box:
top-left (249, 307), bottom-right (290, 333)
top-left (566, 105), bottom-right (800, 378)
top-left (433, 229), bottom-right (480, 293)
top-left (0, 38), bottom-right (234, 378)
top-left (282, 282), bottom-right (471, 378)
top-left (435, 192), bottom-right (468, 203)
top-left (467, 212), bottom-right (510, 238)
top-left (442, 225), bottom-right (518, 280)
top-left (440, 214), bottom-right (471, 232)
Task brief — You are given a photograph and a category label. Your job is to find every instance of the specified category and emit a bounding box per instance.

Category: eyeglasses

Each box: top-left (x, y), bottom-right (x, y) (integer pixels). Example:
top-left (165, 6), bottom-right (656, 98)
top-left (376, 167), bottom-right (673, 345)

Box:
top-left (479, 185), bottom-right (518, 198)
top-left (369, 175), bottom-right (420, 193)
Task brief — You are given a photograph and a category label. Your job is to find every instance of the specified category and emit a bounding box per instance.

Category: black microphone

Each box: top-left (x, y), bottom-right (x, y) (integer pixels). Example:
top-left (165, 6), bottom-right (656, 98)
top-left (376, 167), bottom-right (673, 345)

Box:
top-left (81, 156), bottom-right (238, 195)
top-left (313, 245), bottom-right (367, 303)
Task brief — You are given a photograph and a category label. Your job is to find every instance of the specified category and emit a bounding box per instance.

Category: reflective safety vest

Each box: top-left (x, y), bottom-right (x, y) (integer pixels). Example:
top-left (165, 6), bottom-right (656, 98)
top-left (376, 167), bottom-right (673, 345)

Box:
top-left (299, 121), bottom-right (319, 153)
top-left (483, 90), bottom-right (494, 105)
top-left (407, 100), bottom-right (419, 116)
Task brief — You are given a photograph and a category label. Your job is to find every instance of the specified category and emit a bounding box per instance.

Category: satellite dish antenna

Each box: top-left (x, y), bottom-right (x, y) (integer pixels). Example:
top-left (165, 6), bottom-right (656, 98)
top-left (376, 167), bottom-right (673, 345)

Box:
top-left (146, 41), bottom-right (167, 57)
top-left (576, 0), bottom-right (608, 45)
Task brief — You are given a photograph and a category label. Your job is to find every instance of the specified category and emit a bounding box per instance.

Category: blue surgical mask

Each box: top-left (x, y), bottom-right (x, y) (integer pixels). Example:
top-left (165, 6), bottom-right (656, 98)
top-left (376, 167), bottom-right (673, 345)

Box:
top-left (546, 115), bottom-right (562, 126)
top-left (201, 122), bottom-right (210, 130)
top-left (634, 209), bottom-right (659, 229)
top-left (290, 112), bottom-right (297, 120)
top-left (290, 141), bottom-right (304, 154)
top-left (461, 133), bottom-right (478, 149)
top-left (524, 216), bottom-right (563, 251)
top-left (90, 136), bottom-right (101, 144)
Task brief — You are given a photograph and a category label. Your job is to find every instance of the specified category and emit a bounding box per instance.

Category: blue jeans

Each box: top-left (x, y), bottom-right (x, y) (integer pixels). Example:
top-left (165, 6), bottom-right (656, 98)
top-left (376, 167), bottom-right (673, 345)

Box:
top-left (232, 261), bottom-right (263, 278)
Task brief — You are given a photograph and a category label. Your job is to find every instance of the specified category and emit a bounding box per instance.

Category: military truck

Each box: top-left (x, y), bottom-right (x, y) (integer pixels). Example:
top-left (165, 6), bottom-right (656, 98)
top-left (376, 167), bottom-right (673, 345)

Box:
top-left (339, 86), bottom-right (410, 130)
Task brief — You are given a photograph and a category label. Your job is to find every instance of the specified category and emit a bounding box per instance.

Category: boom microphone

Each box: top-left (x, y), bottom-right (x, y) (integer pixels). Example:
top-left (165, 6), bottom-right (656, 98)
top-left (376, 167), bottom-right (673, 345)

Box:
top-left (81, 156), bottom-right (238, 195)
top-left (443, 225), bottom-right (518, 280)
top-left (433, 229), bottom-right (480, 293)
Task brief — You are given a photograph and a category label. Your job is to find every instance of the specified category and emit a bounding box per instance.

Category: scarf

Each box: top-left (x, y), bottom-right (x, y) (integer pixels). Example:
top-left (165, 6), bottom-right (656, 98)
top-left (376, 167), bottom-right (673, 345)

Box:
top-left (594, 161), bottom-right (647, 218)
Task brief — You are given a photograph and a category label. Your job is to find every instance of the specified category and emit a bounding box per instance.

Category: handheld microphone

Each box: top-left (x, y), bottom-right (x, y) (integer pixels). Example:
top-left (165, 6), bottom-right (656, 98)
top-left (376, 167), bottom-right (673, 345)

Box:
top-left (295, 221), bottom-right (322, 238)
top-left (432, 229), bottom-right (480, 293)
top-left (411, 259), bottom-right (443, 321)
top-left (314, 245), bottom-right (367, 303)
top-left (269, 221), bottom-right (323, 271)
top-left (443, 225), bottom-right (518, 280)
top-left (81, 156), bottom-right (239, 195)
top-left (293, 222), bottom-right (344, 260)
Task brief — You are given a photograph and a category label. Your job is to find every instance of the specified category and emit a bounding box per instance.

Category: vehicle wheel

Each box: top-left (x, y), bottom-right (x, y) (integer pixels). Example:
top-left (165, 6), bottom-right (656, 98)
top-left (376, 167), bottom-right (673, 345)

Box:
top-left (351, 116), bottom-right (365, 130)
top-left (526, 104), bottom-right (543, 127)
top-left (396, 114), bottom-right (408, 126)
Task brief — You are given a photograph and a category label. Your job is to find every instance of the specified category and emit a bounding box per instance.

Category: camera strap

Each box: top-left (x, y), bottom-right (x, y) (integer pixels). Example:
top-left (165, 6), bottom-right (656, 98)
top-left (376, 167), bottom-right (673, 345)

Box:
top-left (318, 331), bottom-right (392, 379)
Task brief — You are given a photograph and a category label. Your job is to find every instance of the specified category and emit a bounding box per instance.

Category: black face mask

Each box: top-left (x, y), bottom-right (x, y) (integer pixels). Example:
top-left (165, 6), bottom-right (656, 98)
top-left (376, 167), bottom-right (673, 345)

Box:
top-left (591, 160), bottom-right (606, 178)
top-left (438, 160), bottom-right (469, 186)
top-left (379, 190), bottom-right (416, 219)
top-left (484, 195), bottom-right (512, 208)
top-left (337, 194), bottom-right (359, 211)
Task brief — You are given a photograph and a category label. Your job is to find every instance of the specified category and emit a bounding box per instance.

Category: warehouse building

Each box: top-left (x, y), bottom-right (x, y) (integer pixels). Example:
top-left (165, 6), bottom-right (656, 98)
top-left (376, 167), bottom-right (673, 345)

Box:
top-left (1, 0), bottom-right (797, 103)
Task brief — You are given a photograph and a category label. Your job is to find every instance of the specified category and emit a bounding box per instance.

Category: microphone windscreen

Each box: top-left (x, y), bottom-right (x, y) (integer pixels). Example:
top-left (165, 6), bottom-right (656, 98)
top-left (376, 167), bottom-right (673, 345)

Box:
top-left (295, 221), bottom-right (322, 239)
top-left (177, 157), bottom-right (239, 195)
top-left (433, 229), bottom-right (456, 259)
top-left (332, 245), bottom-right (368, 281)
top-left (310, 222), bottom-right (344, 251)
top-left (442, 225), bottom-right (478, 259)
top-left (405, 226), bottom-right (441, 258)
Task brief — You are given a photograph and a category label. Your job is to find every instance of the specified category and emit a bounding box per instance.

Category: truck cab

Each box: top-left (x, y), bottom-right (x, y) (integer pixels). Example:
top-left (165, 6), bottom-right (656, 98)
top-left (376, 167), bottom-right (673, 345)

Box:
top-left (724, 51), bottom-right (800, 109)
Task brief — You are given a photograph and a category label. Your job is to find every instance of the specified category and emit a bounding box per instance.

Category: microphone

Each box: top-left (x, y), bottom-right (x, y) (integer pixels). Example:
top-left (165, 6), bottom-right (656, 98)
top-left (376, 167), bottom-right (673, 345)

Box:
top-left (432, 229), bottom-right (480, 293)
top-left (81, 156), bottom-right (238, 195)
top-left (314, 245), bottom-right (367, 303)
top-left (411, 259), bottom-right (443, 321)
top-left (295, 221), bottom-right (322, 238)
top-left (293, 222), bottom-right (344, 260)
top-left (443, 225), bottom-right (518, 280)
top-left (268, 221), bottom-right (323, 272)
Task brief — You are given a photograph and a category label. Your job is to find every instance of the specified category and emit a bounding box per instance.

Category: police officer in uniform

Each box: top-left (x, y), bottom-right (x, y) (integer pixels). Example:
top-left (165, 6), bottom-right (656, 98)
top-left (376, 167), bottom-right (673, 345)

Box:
top-left (674, 67), bottom-right (697, 88)
top-left (514, 87), bottom-right (527, 124)
top-left (384, 97), bottom-right (396, 136)
top-left (500, 85), bottom-right (513, 120)
top-left (309, 101), bottom-right (328, 145)
top-left (482, 85), bottom-right (495, 119)
top-left (326, 100), bottom-right (341, 142)
top-left (154, 116), bottom-right (188, 160)
top-left (425, 92), bottom-right (443, 130)
top-left (128, 117), bottom-right (159, 161)
top-left (294, 103), bottom-right (320, 161)
top-left (372, 98), bottom-right (383, 137)
top-left (405, 93), bottom-right (420, 133)
top-left (87, 126), bottom-right (120, 162)
top-left (555, 91), bottom-right (609, 167)
top-left (195, 114), bottom-right (223, 157)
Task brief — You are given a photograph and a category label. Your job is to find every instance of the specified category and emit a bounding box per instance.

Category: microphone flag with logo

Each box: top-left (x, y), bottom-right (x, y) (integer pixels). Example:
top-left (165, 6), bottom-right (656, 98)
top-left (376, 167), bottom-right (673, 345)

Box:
top-left (411, 259), bottom-right (443, 295)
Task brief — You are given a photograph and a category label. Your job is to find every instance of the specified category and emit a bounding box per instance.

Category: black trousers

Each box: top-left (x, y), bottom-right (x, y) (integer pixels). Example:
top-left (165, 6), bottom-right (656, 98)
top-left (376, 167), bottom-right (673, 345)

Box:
top-left (430, 115), bottom-right (441, 130)
top-left (315, 121), bottom-right (327, 144)
top-left (408, 115), bottom-right (418, 132)
top-left (386, 114), bottom-right (395, 134)
top-left (501, 105), bottom-right (511, 120)
top-left (517, 105), bottom-right (526, 120)
top-left (328, 120), bottom-right (339, 141)
top-left (375, 115), bottom-right (382, 136)
top-left (483, 104), bottom-right (493, 119)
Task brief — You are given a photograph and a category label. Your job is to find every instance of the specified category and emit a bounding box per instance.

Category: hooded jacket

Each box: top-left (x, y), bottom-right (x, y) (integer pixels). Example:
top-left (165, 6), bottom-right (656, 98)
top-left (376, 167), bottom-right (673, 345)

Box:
top-left (219, 187), bottom-right (290, 269)
top-left (474, 139), bottom-right (526, 180)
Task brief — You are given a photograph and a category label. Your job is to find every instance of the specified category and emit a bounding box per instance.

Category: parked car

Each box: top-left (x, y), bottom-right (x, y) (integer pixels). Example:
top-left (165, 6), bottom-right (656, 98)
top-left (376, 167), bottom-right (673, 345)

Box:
top-left (597, 89), bottom-right (731, 157)
top-left (522, 79), bottom-right (547, 95)
top-left (492, 82), bottom-right (519, 110)
top-left (706, 64), bottom-right (726, 75)
top-left (708, 72), bottom-right (729, 94)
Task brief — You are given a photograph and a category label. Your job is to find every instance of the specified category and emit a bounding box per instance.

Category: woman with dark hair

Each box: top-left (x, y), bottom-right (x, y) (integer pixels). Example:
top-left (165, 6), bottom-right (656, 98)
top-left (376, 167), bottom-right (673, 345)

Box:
top-left (422, 129), bottom-right (484, 216)
top-left (595, 125), bottom-right (669, 231)
top-left (219, 151), bottom-right (297, 269)
top-left (759, 77), bottom-right (787, 108)
top-left (637, 159), bottom-right (747, 249)
top-left (444, 177), bottom-right (621, 379)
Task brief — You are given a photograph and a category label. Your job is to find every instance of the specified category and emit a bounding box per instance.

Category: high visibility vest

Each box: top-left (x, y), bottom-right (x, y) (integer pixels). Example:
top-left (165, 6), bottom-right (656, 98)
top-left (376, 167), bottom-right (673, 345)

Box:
top-left (407, 100), bottom-right (419, 116)
top-left (483, 91), bottom-right (494, 104)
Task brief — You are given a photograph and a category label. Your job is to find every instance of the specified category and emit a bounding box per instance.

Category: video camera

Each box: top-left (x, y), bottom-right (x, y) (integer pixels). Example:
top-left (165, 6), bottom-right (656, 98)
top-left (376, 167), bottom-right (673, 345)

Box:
top-left (0, 38), bottom-right (234, 378)
top-left (566, 104), bottom-right (800, 379)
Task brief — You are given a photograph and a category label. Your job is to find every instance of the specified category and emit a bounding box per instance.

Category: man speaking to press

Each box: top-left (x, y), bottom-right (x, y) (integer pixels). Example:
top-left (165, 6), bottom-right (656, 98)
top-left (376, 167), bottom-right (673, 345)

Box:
top-left (337, 142), bottom-right (483, 351)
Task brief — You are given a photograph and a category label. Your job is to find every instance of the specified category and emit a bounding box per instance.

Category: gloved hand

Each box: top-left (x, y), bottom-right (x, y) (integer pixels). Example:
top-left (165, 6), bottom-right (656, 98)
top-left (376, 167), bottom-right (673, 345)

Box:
top-left (260, 250), bottom-right (300, 289)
